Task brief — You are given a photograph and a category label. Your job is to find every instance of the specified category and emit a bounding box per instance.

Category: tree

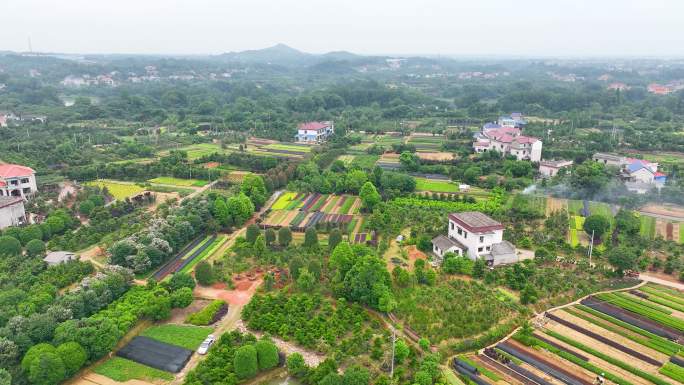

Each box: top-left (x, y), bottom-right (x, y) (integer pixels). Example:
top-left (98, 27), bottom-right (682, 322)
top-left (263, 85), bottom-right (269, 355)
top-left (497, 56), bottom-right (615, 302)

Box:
top-left (254, 234), bottom-right (267, 259)
top-left (28, 352), bottom-right (66, 385)
top-left (570, 161), bottom-right (610, 194)
top-left (399, 152), bottom-right (419, 171)
top-left (195, 261), bottom-right (215, 286)
top-left (56, 342), bottom-right (87, 376)
top-left (234, 345), bottom-right (258, 379)
top-left (329, 241), bottom-right (356, 278)
top-left (265, 228), bottom-right (276, 246)
top-left (615, 209), bottom-right (640, 236)
top-left (255, 339), bottom-right (279, 370)
top-left (583, 214), bottom-right (611, 239)
top-left (0, 236), bottom-right (21, 256)
top-left (359, 182), bottom-right (381, 212)
top-left (414, 371), bottom-right (432, 385)
top-left (341, 255), bottom-right (393, 310)
top-left (79, 200), bottom-right (96, 216)
top-left (26, 239), bottom-right (46, 257)
top-left (394, 339), bottom-right (410, 363)
top-left (0, 368), bottom-right (10, 385)
top-left (168, 272), bottom-right (196, 291)
top-left (328, 229), bottom-right (342, 251)
top-left (241, 175), bottom-right (267, 208)
top-left (303, 227), bottom-right (318, 248)
top-left (342, 366), bottom-right (370, 385)
top-left (212, 197), bottom-right (230, 227)
top-left (520, 284), bottom-right (539, 305)
top-left (226, 193), bottom-right (255, 226)
top-left (143, 288), bottom-right (172, 321)
top-left (607, 245), bottom-right (639, 275)
top-left (534, 247), bottom-right (551, 263)
top-left (278, 227), bottom-right (292, 247)
top-left (287, 353), bottom-right (308, 377)
top-left (170, 287), bottom-right (194, 308)
top-left (463, 166), bottom-right (482, 184)
top-left (472, 258), bottom-right (486, 279)
top-left (297, 268), bottom-right (317, 291)
top-left (246, 224), bottom-right (260, 244)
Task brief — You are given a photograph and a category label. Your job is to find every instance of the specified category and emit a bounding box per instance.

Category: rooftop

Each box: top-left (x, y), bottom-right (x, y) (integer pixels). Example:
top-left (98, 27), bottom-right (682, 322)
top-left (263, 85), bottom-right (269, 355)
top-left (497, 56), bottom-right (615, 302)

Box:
top-left (431, 234), bottom-right (465, 251)
top-left (44, 251), bottom-right (77, 264)
top-left (540, 159), bottom-right (573, 168)
top-left (0, 164), bottom-right (35, 179)
top-left (449, 211), bottom-right (504, 233)
top-left (298, 121), bottom-right (330, 131)
top-left (0, 196), bottom-right (24, 209)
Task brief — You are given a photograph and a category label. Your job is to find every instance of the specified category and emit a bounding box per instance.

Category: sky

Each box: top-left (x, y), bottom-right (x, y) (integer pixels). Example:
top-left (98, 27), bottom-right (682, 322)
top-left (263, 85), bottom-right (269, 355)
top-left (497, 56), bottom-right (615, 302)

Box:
top-left (1, 0), bottom-right (683, 57)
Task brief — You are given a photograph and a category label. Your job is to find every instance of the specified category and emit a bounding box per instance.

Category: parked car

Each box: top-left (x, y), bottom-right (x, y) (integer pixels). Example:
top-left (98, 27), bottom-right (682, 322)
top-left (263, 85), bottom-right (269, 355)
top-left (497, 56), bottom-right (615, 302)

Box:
top-left (197, 334), bottom-right (216, 355)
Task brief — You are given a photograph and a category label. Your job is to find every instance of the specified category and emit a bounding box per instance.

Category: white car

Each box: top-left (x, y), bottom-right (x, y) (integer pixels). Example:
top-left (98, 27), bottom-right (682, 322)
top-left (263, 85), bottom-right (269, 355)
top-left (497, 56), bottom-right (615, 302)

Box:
top-left (197, 334), bottom-right (216, 355)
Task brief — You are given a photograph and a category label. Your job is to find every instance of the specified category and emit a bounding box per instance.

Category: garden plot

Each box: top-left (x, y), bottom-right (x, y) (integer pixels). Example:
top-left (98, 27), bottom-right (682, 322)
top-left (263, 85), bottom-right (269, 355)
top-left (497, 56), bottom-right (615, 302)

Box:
top-left (417, 151), bottom-right (455, 161)
top-left (415, 177), bottom-right (459, 193)
top-left (376, 153), bottom-right (401, 170)
top-left (545, 197), bottom-right (568, 216)
top-left (84, 179), bottom-right (145, 201)
top-left (149, 176), bottom-right (208, 187)
top-left (336, 154), bottom-right (356, 166)
top-left (153, 235), bottom-right (218, 280)
top-left (407, 134), bottom-right (445, 152)
top-left (262, 192), bottom-right (363, 231)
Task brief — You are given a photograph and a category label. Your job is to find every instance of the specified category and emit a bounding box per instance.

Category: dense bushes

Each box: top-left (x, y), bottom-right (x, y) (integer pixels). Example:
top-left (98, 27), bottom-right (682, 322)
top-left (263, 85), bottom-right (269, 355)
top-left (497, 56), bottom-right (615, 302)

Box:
top-left (186, 300), bottom-right (227, 326)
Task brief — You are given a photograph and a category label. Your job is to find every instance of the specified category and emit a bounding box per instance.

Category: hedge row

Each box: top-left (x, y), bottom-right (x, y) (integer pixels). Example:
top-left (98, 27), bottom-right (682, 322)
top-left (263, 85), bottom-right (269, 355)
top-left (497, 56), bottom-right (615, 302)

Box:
top-left (186, 300), bottom-right (227, 325)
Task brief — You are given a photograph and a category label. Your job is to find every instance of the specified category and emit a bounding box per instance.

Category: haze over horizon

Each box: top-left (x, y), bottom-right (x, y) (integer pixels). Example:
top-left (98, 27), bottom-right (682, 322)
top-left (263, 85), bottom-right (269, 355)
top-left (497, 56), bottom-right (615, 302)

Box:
top-left (2, 0), bottom-right (683, 57)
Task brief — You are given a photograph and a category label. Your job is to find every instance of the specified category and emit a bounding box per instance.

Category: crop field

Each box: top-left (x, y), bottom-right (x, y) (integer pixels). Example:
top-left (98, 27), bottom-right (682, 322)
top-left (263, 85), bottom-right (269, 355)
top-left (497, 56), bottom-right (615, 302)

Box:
top-left (568, 199), bottom-right (586, 216)
top-left (545, 196), bottom-right (568, 216)
top-left (178, 235), bottom-right (228, 273)
top-left (262, 192), bottom-right (363, 231)
top-left (406, 134), bottom-right (445, 152)
top-left (640, 215), bottom-right (657, 239)
top-left (375, 153), bottom-right (401, 170)
top-left (158, 143), bottom-right (230, 160)
top-left (415, 177), bottom-right (459, 193)
top-left (262, 143), bottom-right (311, 153)
top-left (94, 357), bottom-right (174, 382)
top-left (336, 154), bottom-right (356, 166)
top-left (149, 176), bottom-right (209, 187)
top-left (351, 154), bottom-right (380, 169)
top-left (84, 180), bottom-right (145, 200)
top-left (153, 235), bottom-right (218, 280)
top-left (140, 324), bottom-right (213, 350)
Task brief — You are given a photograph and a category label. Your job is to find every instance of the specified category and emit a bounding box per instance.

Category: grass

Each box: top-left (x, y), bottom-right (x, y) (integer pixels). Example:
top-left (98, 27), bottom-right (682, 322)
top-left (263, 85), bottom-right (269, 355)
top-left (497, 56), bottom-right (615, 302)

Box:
top-left (94, 357), bottom-right (174, 382)
top-left (351, 154), bottom-right (380, 169)
top-left (415, 178), bottom-right (459, 193)
top-left (85, 180), bottom-right (145, 201)
top-left (640, 215), bottom-right (656, 239)
top-left (149, 176), bottom-right (208, 187)
top-left (263, 143), bottom-right (312, 153)
top-left (568, 200), bottom-right (584, 215)
top-left (660, 362), bottom-right (684, 382)
top-left (141, 324), bottom-right (213, 350)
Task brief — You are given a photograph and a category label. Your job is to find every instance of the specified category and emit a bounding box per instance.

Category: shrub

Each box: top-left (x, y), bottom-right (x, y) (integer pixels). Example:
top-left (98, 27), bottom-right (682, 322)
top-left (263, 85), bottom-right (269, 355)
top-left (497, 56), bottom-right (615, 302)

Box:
top-left (278, 227), bottom-right (292, 247)
top-left (0, 236), bottom-right (21, 256)
top-left (171, 287), bottom-right (194, 308)
top-left (246, 224), bottom-right (260, 244)
top-left (195, 261), bottom-right (215, 286)
top-left (26, 239), bottom-right (46, 257)
top-left (186, 300), bottom-right (227, 325)
top-left (168, 272), bottom-right (196, 291)
top-left (255, 339), bottom-right (279, 370)
top-left (234, 345), bottom-right (258, 379)
top-left (56, 342), bottom-right (87, 376)
top-left (287, 353), bottom-right (308, 377)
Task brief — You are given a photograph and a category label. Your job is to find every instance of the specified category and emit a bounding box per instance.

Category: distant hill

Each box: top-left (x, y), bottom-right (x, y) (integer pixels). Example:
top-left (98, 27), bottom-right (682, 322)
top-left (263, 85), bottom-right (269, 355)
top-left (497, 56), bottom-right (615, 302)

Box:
top-left (218, 44), bottom-right (314, 66)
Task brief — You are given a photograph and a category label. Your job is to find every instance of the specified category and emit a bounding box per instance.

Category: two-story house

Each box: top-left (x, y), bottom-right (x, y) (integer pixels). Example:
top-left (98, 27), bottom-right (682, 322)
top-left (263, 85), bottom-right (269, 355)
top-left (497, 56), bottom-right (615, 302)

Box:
top-left (473, 124), bottom-right (542, 162)
top-left (295, 121), bottom-right (334, 143)
top-left (431, 211), bottom-right (518, 266)
top-left (0, 164), bottom-right (38, 199)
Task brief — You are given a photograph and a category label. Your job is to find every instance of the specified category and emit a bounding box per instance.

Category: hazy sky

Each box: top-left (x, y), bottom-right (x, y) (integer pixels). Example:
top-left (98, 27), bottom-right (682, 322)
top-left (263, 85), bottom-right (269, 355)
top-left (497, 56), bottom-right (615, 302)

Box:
top-left (2, 0), bottom-right (683, 57)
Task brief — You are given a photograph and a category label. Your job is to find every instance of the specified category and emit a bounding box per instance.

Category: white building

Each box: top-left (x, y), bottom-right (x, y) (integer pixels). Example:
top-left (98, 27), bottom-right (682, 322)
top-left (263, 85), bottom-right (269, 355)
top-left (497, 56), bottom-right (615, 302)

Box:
top-left (44, 251), bottom-right (77, 265)
top-left (431, 211), bottom-right (518, 266)
top-left (295, 121), bottom-right (334, 143)
top-left (473, 125), bottom-right (542, 162)
top-left (0, 196), bottom-right (26, 229)
top-left (0, 164), bottom-right (38, 199)
top-left (539, 159), bottom-right (573, 177)
top-left (592, 153), bottom-right (666, 194)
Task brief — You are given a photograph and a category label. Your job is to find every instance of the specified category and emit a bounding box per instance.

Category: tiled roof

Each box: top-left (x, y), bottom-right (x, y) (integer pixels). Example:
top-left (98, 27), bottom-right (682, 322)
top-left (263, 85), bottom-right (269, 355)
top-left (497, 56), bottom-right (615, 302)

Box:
top-left (449, 211), bottom-right (504, 233)
top-left (298, 121), bottom-right (329, 131)
top-left (0, 164), bottom-right (35, 178)
top-left (491, 240), bottom-right (516, 256)
top-left (654, 172), bottom-right (666, 177)
top-left (431, 235), bottom-right (465, 251)
top-left (513, 136), bottom-right (539, 144)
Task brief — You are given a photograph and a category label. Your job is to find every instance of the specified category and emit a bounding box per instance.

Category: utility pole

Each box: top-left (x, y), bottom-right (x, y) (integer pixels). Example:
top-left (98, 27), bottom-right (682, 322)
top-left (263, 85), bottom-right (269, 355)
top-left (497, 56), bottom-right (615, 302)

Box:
top-left (390, 328), bottom-right (396, 378)
top-left (588, 230), bottom-right (595, 266)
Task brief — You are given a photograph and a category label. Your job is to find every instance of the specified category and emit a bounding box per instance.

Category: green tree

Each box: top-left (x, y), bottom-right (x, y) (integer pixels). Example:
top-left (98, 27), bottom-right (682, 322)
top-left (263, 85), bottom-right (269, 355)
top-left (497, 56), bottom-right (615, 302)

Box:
top-left (168, 272), bottom-right (196, 291)
top-left (278, 227), bottom-right (292, 247)
top-left (234, 345), bottom-right (258, 379)
top-left (615, 209), bottom-right (640, 236)
top-left (265, 228), bottom-right (276, 246)
top-left (303, 227), bottom-right (318, 248)
top-left (463, 166), bottom-right (482, 184)
top-left (226, 193), bottom-right (255, 226)
top-left (607, 245), bottom-right (639, 275)
top-left (342, 366), bottom-right (370, 385)
top-left (79, 200), bottom-right (96, 216)
top-left (359, 182), bottom-right (381, 212)
top-left (170, 287), bottom-right (194, 308)
top-left (399, 152), bottom-right (419, 171)
top-left (241, 175), bottom-right (268, 208)
top-left (570, 161), bottom-right (610, 194)
top-left (56, 342), bottom-right (87, 376)
top-left (25, 239), bottom-right (46, 257)
top-left (297, 268), bottom-right (317, 291)
top-left (520, 284), bottom-right (539, 305)
top-left (329, 241), bottom-right (356, 278)
top-left (328, 229), bottom-right (343, 251)
top-left (341, 254), bottom-right (393, 310)
top-left (286, 353), bottom-right (308, 377)
top-left (28, 352), bottom-right (65, 385)
top-left (583, 214), bottom-right (611, 239)
top-left (255, 339), bottom-right (279, 370)
top-left (195, 261), bottom-right (215, 286)
top-left (254, 234), bottom-right (267, 259)
top-left (0, 368), bottom-right (10, 385)
top-left (246, 224), bottom-right (260, 244)
top-left (394, 339), bottom-right (410, 363)
top-left (212, 197), bottom-right (230, 227)
top-left (0, 236), bottom-right (21, 256)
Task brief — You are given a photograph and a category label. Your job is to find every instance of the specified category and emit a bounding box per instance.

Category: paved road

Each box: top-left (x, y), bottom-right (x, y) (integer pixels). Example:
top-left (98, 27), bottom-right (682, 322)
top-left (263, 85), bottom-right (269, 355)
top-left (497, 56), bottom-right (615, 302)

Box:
top-left (639, 273), bottom-right (684, 290)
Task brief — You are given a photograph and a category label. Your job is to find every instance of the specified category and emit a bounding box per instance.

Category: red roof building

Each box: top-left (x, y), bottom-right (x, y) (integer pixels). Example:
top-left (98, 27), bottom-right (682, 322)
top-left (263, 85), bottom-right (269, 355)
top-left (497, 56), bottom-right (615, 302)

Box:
top-left (0, 164), bottom-right (37, 199)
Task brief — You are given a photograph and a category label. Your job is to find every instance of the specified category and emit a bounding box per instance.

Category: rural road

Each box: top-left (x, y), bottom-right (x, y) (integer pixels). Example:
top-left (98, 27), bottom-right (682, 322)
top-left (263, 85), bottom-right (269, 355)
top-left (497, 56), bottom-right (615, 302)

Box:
top-left (638, 273), bottom-right (684, 290)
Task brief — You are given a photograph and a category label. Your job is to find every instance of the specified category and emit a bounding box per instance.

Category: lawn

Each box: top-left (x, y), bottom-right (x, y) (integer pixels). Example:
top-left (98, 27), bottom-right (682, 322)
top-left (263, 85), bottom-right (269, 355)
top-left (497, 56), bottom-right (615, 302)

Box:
top-left (149, 177), bottom-right (208, 187)
top-left (415, 177), bottom-right (458, 193)
top-left (94, 357), bottom-right (174, 382)
top-left (140, 324), bottom-right (213, 350)
top-left (85, 180), bottom-right (145, 201)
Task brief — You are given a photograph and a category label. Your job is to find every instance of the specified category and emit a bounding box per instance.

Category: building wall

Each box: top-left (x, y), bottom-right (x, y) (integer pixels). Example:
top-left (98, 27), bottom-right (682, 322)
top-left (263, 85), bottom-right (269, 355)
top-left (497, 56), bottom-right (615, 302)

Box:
top-left (530, 141), bottom-right (542, 162)
top-left (432, 244), bottom-right (462, 258)
top-left (0, 174), bottom-right (38, 198)
top-left (631, 168), bottom-right (654, 184)
top-left (448, 219), bottom-right (503, 259)
top-left (492, 252), bottom-right (518, 266)
top-left (0, 202), bottom-right (26, 229)
top-left (593, 156), bottom-right (623, 167)
top-left (539, 165), bottom-right (559, 177)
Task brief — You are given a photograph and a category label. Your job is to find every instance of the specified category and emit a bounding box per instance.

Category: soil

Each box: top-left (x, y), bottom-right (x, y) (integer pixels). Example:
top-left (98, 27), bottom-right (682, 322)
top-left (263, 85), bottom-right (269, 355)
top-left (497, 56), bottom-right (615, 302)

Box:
top-left (640, 203), bottom-right (684, 221)
top-left (167, 299), bottom-right (212, 324)
top-left (507, 339), bottom-right (595, 385)
top-left (417, 152), bottom-right (455, 161)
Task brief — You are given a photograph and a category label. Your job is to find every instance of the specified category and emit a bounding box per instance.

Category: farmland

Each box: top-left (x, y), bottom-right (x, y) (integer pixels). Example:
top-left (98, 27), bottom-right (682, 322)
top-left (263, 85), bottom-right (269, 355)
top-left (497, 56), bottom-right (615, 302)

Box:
top-left (468, 283), bottom-right (684, 385)
top-left (94, 357), bottom-right (174, 382)
top-left (153, 234), bottom-right (222, 280)
top-left (261, 192), bottom-right (362, 232)
top-left (140, 324), bottom-right (213, 350)
top-left (148, 176), bottom-right (209, 187)
top-left (406, 134), bottom-right (445, 152)
top-left (84, 179), bottom-right (146, 200)
top-left (415, 177), bottom-right (459, 193)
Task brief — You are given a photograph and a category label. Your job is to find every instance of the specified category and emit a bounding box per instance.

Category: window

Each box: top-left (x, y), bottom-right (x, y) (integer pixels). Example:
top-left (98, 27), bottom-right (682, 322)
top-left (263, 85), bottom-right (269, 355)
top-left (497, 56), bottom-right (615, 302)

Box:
top-left (457, 227), bottom-right (462, 235)
top-left (479, 236), bottom-right (484, 243)
top-left (20, 178), bottom-right (29, 184)
top-left (23, 188), bottom-right (31, 194)
top-left (478, 247), bottom-right (483, 252)
top-left (450, 222), bottom-right (454, 230)
top-left (10, 180), bottom-right (18, 185)
top-left (486, 246), bottom-right (491, 251)
top-left (463, 232), bottom-right (467, 239)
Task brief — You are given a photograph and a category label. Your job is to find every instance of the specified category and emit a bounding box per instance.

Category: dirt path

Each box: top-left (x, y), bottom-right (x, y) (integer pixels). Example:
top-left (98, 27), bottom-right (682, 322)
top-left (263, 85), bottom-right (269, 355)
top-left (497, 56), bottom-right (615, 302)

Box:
top-left (639, 273), bottom-right (684, 290)
top-left (78, 245), bottom-right (106, 268)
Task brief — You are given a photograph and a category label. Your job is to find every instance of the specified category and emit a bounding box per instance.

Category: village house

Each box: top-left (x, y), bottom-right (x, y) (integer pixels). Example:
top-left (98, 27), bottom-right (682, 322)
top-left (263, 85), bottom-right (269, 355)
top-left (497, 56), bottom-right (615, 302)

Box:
top-left (539, 159), bottom-right (573, 177)
top-left (44, 251), bottom-right (78, 266)
top-left (473, 120), bottom-right (542, 162)
top-left (431, 211), bottom-right (518, 266)
top-left (295, 121), bottom-right (334, 143)
top-left (593, 153), bottom-right (666, 194)
top-left (0, 196), bottom-right (26, 229)
top-left (0, 164), bottom-right (38, 199)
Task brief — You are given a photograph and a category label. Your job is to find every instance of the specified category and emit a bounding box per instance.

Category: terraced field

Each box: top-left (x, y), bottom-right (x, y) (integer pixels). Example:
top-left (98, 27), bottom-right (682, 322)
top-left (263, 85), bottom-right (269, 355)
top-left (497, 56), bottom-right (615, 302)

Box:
top-left (463, 283), bottom-right (684, 385)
